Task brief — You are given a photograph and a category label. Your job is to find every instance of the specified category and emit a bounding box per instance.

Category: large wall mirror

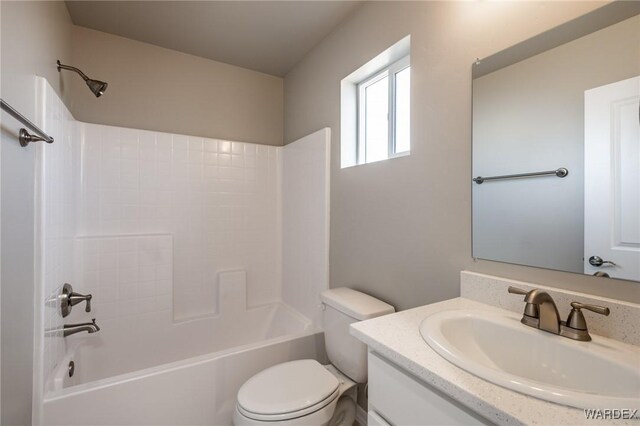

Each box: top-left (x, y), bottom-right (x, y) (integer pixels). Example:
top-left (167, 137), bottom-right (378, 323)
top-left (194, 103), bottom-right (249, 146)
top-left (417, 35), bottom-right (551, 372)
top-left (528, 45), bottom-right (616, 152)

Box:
top-left (472, 3), bottom-right (640, 282)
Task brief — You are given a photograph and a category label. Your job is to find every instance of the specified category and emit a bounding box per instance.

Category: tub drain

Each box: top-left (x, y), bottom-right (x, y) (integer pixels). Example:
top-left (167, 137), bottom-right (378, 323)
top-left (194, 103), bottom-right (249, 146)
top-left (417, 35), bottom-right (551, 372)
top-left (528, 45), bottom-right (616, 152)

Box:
top-left (68, 360), bottom-right (75, 377)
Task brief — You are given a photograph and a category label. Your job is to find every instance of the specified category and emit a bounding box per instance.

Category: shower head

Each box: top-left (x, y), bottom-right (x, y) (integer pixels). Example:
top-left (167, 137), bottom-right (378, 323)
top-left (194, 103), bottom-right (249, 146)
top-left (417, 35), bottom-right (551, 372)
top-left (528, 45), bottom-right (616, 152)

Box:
top-left (85, 79), bottom-right (108, 98)
top-left (57, 60), bottom-right (108, 97)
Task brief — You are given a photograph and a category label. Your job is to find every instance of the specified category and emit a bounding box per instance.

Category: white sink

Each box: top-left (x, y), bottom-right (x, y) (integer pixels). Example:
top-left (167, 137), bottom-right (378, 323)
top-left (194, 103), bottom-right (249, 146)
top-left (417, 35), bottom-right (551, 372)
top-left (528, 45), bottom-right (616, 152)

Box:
top-left (420, 309), bottom-right (640, 409)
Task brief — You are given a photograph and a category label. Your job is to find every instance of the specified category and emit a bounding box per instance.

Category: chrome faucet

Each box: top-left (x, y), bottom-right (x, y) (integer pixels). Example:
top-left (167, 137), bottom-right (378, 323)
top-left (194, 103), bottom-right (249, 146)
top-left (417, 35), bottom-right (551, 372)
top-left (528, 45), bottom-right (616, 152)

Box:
top-left (508, 286), bottom-right (609, 341)
top-left (63, 318), bottom-right (100, 337)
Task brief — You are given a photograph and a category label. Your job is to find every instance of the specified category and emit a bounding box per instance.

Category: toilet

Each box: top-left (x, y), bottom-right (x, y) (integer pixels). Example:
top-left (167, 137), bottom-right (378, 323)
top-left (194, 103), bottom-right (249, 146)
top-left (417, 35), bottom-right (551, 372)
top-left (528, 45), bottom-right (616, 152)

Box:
top-left (234, 287), bottom-right (395, 426)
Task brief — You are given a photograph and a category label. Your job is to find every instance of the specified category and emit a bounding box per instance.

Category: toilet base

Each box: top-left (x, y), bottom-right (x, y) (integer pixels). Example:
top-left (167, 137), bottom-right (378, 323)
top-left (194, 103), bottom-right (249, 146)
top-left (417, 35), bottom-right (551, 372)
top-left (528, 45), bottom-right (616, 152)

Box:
top-left (327, 396), bottom-right (356, 426)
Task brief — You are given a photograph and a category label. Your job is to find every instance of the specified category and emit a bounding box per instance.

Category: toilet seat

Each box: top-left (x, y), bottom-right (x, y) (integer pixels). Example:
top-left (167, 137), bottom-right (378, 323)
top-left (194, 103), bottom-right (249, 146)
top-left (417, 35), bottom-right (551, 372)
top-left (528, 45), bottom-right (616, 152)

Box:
top-left (237, 360), bottom-right (340, 422)
top-left (238, 387), bottom-right (340, 422)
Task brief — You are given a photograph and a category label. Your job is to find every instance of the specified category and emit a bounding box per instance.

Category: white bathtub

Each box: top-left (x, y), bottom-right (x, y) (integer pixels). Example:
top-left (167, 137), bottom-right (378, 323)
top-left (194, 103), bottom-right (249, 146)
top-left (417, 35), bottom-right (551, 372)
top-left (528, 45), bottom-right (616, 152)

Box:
top-left (43, 303), bottom-right (325, 426)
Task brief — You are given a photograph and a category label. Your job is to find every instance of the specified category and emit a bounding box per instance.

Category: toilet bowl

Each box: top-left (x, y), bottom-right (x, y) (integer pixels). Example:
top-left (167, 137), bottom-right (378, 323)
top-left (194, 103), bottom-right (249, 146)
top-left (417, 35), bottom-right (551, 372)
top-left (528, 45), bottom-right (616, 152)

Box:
top-left (233, 288), bottom-right (395, 426)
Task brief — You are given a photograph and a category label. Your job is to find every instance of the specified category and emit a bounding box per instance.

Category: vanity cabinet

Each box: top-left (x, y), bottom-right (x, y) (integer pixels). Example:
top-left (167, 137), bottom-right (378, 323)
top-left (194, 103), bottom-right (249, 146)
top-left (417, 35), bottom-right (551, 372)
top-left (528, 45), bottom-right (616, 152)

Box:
top-left (367, 352), bottom-right (489, 426)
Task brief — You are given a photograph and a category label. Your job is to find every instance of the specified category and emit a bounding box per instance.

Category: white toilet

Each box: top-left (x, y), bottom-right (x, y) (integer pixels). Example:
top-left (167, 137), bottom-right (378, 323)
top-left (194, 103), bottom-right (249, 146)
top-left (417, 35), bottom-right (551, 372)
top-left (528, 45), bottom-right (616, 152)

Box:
top-left (234, 287), bottom-right (394, 426)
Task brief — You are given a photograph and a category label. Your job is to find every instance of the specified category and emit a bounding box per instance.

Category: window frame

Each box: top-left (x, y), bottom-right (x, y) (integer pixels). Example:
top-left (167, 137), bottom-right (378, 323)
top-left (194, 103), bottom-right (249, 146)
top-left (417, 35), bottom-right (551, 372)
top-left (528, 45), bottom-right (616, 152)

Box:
top-left (357, 55), bottom-right (410, 164)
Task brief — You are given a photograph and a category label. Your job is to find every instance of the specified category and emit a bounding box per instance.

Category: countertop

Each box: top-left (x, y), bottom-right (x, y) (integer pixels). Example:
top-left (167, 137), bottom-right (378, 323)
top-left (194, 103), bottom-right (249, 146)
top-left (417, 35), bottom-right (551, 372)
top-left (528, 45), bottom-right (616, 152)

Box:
top-left (350, 297), bottom-right (639, 426)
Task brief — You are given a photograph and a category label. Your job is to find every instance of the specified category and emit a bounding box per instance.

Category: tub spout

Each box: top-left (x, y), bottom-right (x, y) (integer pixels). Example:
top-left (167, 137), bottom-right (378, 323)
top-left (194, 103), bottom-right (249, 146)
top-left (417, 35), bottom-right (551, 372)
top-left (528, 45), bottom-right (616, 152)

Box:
top-left (64, 318), bottom-right (100, 337)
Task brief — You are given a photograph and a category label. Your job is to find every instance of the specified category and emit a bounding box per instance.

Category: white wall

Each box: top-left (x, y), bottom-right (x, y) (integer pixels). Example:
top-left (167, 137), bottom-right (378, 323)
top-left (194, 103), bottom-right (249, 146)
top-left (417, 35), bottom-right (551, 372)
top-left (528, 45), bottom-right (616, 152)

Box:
top-left (472, 15), bottom-right (640, 274)
top-left (0, 2), bottom-right (73, 424)
top-left (66, 124), bottom-right (328, 378)
top-left (54, 236), bottom-right (309, 387)
top-left (34, 77), bottom-right (80, 423)
top-left (282, 128), bottom-right (331, 327)
top-left (77, 123), bottom-right (282, 320)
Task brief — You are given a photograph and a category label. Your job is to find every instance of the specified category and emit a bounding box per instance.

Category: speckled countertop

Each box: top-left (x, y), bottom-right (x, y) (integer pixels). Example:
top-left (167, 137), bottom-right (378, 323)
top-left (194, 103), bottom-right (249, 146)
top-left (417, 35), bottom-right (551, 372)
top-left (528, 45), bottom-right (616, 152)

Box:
top-left (350, 297), bottom-right (640, 426)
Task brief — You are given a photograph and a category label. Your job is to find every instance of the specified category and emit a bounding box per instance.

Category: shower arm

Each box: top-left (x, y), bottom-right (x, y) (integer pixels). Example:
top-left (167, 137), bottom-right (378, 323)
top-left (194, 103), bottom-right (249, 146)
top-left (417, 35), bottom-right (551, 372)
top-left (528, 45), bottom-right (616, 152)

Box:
top-left (57, 60), bottom-right (90, 81)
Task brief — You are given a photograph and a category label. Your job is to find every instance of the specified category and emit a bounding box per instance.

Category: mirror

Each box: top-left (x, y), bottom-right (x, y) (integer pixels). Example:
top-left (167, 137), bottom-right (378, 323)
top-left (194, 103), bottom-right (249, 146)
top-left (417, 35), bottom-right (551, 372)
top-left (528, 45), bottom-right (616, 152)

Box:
top-left (472, 3), bottom-right (640, 282)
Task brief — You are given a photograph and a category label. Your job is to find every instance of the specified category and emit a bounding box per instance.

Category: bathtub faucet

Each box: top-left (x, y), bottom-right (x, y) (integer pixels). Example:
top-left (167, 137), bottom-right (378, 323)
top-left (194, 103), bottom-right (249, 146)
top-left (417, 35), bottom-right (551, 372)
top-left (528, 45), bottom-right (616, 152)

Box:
top-left (63, 318), bottom-right (100, 337)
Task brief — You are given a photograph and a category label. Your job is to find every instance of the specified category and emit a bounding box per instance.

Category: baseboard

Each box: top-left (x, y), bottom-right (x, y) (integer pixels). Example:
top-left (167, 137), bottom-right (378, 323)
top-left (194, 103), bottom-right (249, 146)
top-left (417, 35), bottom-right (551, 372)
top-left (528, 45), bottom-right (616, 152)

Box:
top-left (356, 404), bottom-right (367, 426)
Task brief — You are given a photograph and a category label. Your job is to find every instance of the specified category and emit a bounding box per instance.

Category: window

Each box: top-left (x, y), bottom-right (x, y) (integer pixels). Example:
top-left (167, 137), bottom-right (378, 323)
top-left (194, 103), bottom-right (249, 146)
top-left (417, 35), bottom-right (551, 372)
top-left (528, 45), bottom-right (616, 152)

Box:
top-left (340, 36), bottom-right (410, 168)
top-left (357, 56), bottom-right (410, 164)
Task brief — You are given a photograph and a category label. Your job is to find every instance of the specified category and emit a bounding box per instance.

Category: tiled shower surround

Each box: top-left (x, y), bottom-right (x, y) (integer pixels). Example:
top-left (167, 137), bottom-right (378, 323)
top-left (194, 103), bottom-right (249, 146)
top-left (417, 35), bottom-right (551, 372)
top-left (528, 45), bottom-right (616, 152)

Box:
top-left (78, 123), bottom-right (282, 320)
top-left (37, 78), bottom-right (79, 396)
top-left (76, 235), bottom-right (173, 321)
top-left (36, 79), bottom-right (329, 413)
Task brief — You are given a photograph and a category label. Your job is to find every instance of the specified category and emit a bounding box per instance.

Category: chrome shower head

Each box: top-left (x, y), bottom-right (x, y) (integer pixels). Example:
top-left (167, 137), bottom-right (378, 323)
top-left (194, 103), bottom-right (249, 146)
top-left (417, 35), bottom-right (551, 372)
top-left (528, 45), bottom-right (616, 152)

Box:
top-left (57, 60), bottom-right (108, 98)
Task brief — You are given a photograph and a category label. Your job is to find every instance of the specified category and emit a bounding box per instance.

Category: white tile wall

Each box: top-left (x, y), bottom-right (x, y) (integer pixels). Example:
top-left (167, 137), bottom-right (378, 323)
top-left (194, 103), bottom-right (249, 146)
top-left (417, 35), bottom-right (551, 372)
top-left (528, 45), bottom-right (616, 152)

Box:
top-left (34, 78), bottom-right (329, 400)
top-left (78, 123), bottom-right (282, 320)
top-left (282, 128), bottom-right (331, 328)
top-left (218, 270), bottom-right (248, 315)
top-left (75, 235), bottom-right (173, 320)
top-left (36, 78), bottom-right (80, 392)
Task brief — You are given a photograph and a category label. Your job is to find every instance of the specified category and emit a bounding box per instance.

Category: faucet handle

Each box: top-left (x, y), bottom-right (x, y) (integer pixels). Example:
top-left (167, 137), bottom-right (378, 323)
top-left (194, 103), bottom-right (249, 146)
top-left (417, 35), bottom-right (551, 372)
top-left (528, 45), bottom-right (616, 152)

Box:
top-left (507, 286), bottom-right (539, 319)
top-left (566, 302), bottom-right (610, 331)
top-left (69, 290), bottom-right (92, 311)
top-left (508, 286), bottom-right (528, 296)
top-left (82, 294), bottom-right (92, 312)
top-left (60, 283), bottom-right (93, 317)
top-left (570, 302), bottom-right (610, 316)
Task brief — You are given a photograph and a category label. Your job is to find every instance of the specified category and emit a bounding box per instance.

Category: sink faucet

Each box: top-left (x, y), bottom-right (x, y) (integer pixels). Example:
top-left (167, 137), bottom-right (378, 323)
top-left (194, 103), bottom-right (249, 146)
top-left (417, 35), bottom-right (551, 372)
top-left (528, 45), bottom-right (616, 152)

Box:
top-left (523, 289), bottom-right (561, 334)
top-left (63, 318), bottom-right (100, 337)
top-left (508, 287), bottom-right (609, 341)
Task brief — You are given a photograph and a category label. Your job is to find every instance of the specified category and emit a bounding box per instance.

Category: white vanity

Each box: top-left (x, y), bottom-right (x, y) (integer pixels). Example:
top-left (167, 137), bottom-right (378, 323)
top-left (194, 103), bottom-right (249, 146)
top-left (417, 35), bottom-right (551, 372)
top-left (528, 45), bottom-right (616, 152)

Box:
top-left (367, 350), bottom-right (487, 425)
top-left (351, 272), bottom-right (640, 425)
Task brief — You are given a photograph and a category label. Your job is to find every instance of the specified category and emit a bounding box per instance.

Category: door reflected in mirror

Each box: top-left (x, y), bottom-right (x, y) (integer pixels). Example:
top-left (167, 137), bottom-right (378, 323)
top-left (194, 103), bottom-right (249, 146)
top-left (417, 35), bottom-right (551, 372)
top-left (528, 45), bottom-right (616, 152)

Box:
top-left (472, 5), bottom-right (640, 282)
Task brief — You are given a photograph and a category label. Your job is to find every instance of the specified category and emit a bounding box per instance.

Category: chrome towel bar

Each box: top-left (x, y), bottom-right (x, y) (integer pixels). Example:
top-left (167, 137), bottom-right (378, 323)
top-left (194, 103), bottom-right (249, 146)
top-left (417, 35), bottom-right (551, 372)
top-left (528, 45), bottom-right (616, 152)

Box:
top-left (0, 98), bottom-right (54, 146)
top-left (473, 167), bottom-right (568, 184)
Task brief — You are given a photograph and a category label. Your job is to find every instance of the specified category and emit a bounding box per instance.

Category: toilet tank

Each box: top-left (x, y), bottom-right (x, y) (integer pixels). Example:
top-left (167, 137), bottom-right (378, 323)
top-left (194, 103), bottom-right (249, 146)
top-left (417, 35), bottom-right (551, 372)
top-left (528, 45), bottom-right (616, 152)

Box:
top-left (320, 288), bottom-right (394, 383)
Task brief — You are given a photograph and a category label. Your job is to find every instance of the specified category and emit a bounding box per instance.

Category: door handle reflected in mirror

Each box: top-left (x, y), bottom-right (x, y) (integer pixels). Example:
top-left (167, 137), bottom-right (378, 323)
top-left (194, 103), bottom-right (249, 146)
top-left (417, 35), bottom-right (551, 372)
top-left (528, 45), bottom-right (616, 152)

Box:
top-left (588, 256), bottom-right (617, 267)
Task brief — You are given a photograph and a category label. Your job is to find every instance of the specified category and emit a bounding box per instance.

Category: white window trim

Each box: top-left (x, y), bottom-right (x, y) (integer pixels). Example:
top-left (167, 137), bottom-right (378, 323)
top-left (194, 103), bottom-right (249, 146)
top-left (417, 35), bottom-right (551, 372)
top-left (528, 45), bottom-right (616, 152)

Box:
top-left (357, 55), bottom-right (410, 165)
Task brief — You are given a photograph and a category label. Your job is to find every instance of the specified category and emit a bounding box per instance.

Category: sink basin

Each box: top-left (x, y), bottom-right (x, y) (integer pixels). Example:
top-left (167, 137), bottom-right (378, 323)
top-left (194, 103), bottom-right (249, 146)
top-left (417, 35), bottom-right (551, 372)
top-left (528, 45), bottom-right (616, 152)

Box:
top-left (420, 309), bottom-right (640, 409)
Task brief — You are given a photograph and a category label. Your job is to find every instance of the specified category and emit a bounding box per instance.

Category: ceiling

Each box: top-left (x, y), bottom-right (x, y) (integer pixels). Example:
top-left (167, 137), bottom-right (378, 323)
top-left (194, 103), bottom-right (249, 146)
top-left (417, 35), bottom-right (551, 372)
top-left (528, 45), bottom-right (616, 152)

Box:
top-left (65, 1), bottom-right (363, 77)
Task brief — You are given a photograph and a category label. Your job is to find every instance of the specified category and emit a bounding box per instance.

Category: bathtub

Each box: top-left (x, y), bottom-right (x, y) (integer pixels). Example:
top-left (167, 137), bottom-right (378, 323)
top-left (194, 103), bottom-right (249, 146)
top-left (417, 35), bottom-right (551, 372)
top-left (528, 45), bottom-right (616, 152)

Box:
top-left (43, 302), bottom-right (326, 426)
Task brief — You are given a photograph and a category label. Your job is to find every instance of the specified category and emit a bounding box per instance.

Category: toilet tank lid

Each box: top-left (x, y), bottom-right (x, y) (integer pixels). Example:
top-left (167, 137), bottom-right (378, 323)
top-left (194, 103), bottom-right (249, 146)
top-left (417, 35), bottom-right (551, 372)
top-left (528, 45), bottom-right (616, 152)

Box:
top-left (321, 287), bottom-right (394, 320)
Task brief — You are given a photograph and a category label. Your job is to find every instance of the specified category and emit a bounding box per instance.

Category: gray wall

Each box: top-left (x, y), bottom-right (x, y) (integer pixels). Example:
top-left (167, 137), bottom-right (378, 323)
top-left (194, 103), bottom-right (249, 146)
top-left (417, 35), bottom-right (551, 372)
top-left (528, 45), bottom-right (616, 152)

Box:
top-left (473, 15), bottom-right (640, 274)
top-left (69, 26), bottom-right (284, 146)
top-left (284, 1), bottom-right (640, 311)
top-left (0, 2), bottom-right (73, 425)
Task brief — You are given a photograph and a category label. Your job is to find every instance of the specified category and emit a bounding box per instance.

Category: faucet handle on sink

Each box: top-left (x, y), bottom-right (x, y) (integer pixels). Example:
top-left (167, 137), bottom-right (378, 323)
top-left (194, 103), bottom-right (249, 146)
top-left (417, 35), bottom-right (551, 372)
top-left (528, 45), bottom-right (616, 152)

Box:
top-left (507, 286), bottom-right (528, 296)
top-left (566, 302), bottom-right (610, 328)
top-left (508, 286), bottom-right (539, 322)
top-left (563, 302), bottom-right (610, 341)
top-left (569, 302), bottom-right (610, 316)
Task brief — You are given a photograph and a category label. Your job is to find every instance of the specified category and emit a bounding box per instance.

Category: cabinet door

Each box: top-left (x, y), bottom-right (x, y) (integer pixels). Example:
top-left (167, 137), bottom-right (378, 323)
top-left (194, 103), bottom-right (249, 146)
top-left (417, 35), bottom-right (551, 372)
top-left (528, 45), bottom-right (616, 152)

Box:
top-left (368, 352), bottom-right (489, 425)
